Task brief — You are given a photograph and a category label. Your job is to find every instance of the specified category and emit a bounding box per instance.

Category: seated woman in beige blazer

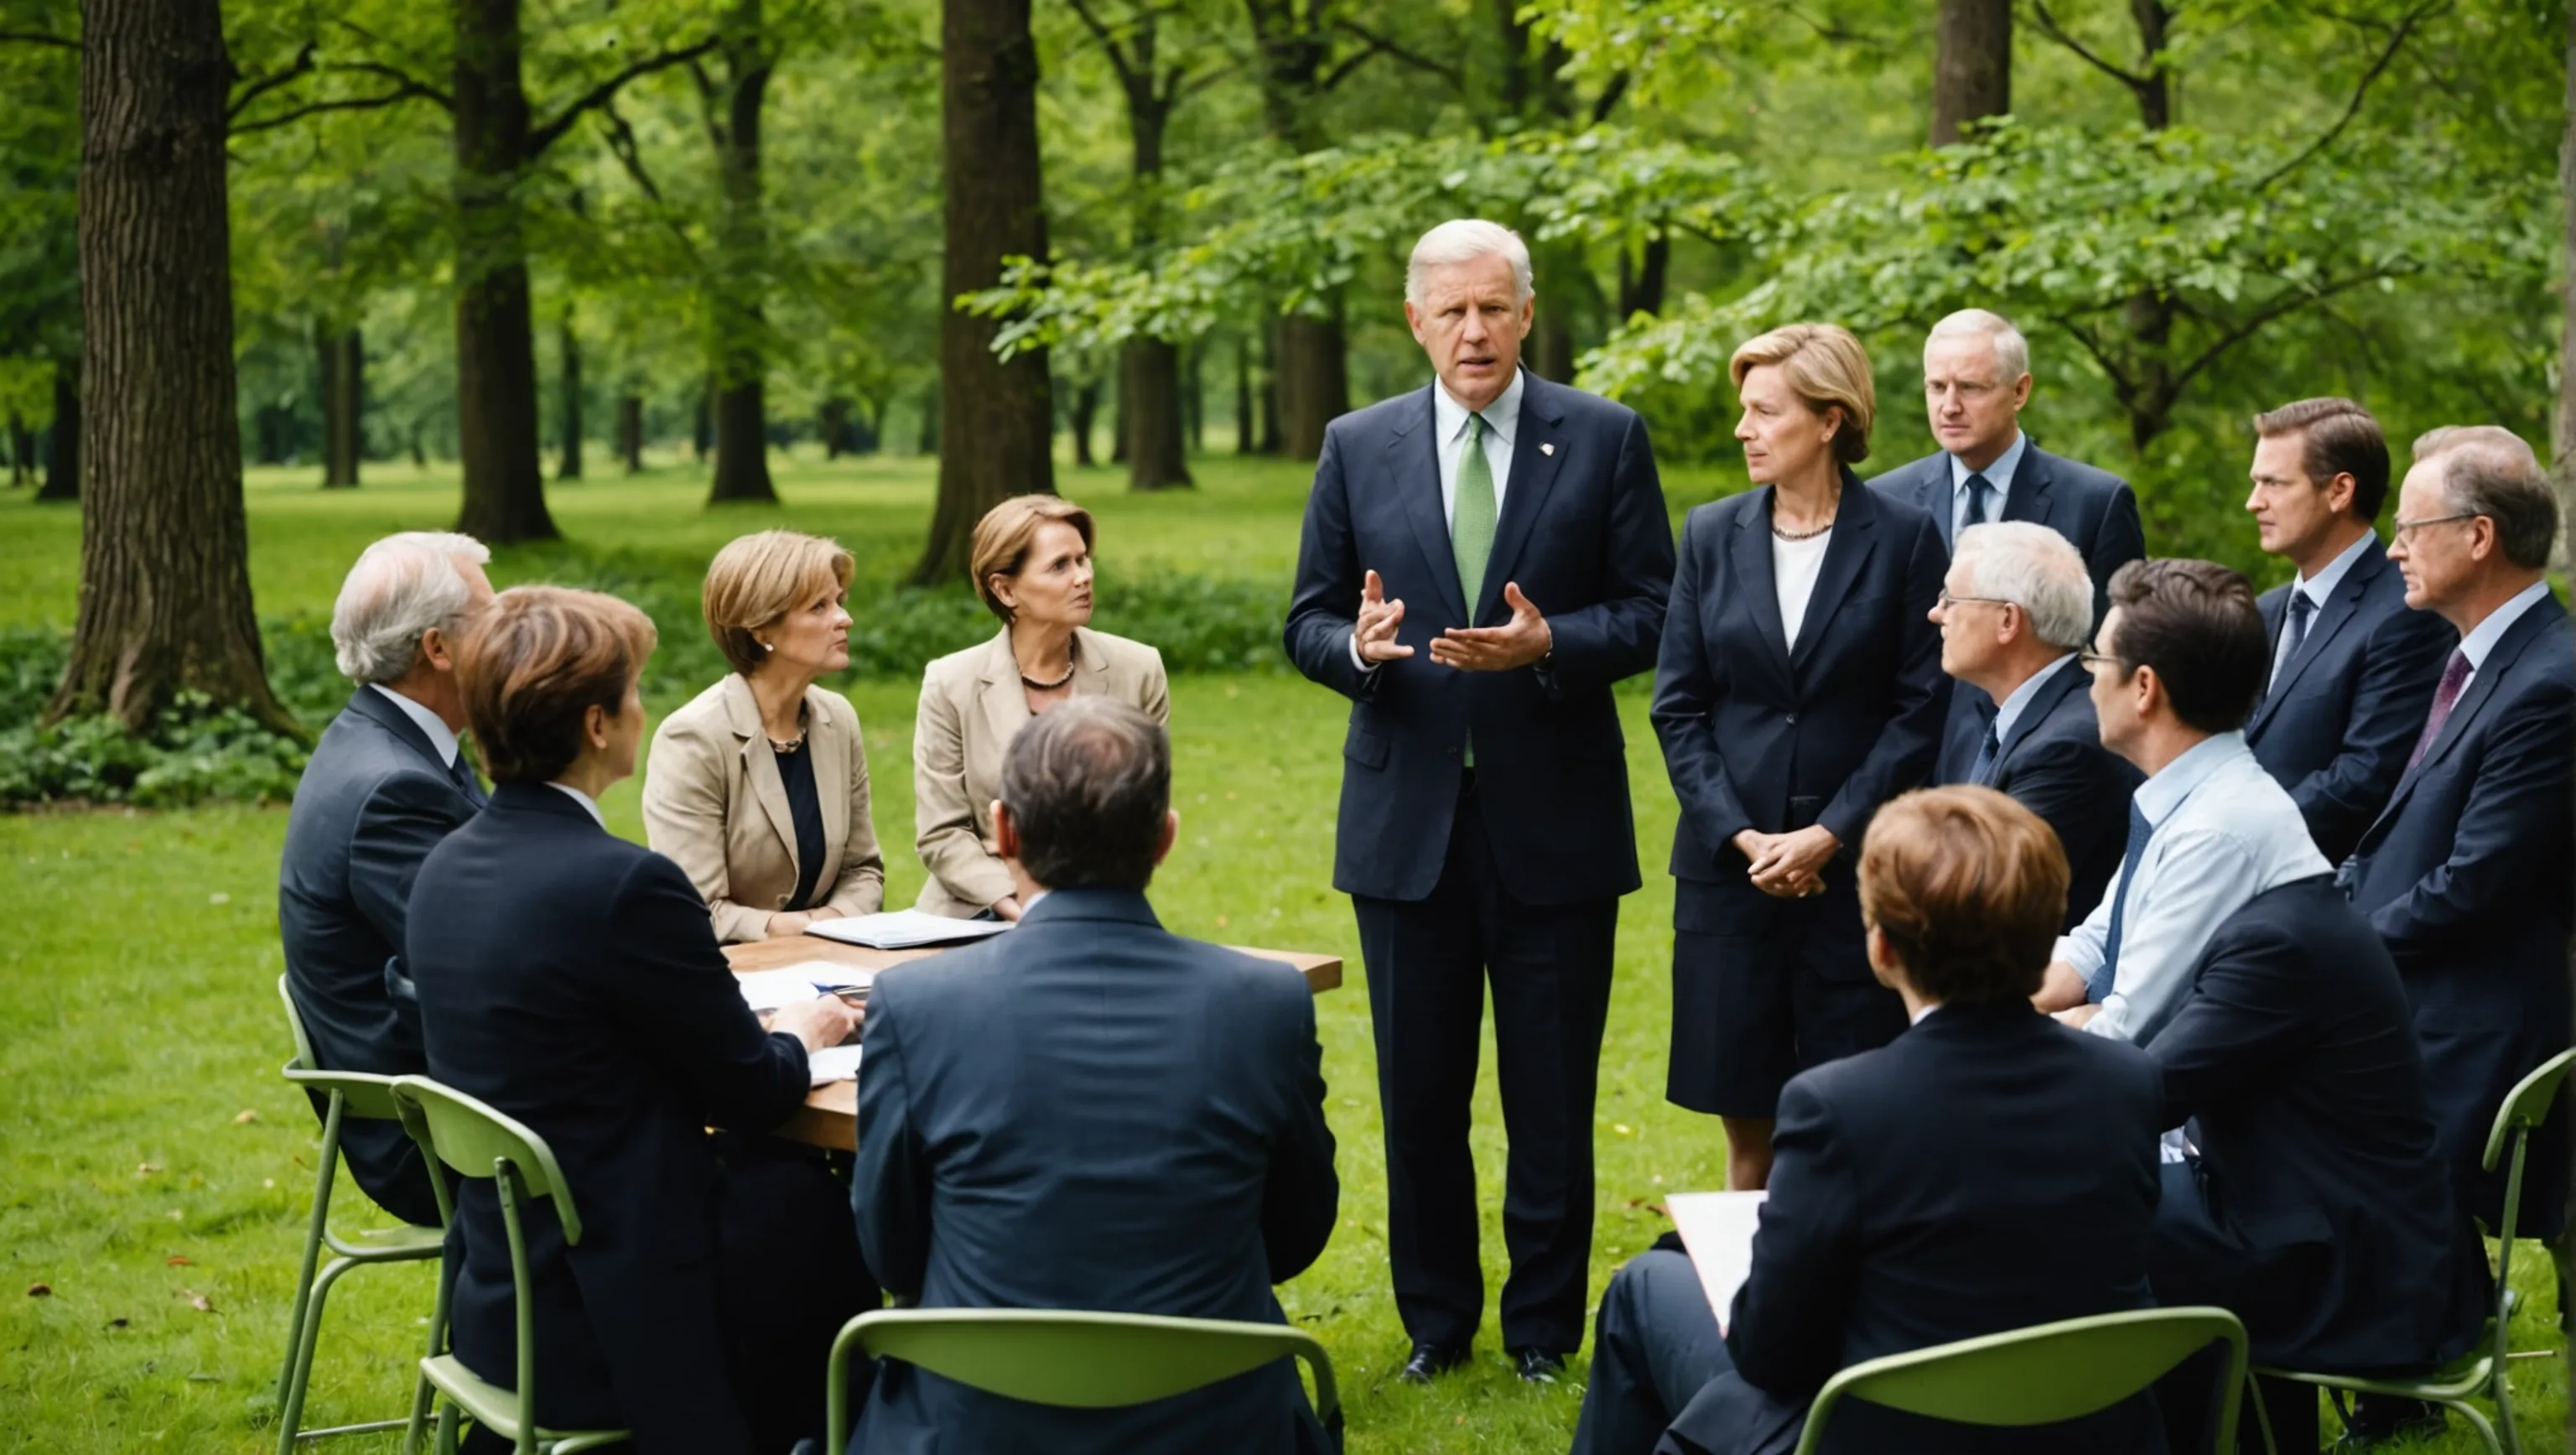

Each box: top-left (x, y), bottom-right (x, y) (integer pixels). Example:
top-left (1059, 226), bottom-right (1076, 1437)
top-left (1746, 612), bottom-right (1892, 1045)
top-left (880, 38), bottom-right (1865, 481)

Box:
top-left (914, 495), bottom-right (1169, 919)
top-left (644, 530), bottom-right (886, 942)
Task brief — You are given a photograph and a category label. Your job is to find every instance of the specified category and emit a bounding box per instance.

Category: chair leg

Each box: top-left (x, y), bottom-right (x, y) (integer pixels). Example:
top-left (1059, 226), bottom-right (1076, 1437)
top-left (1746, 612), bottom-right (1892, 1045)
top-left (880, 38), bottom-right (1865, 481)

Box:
top-left (2242, 1374), bottom-right (2279, 1455)
top-left (2444, 1398), bottom-right (2505, 1455)
top-left (402, 1361), bottom-right (438, 1455)
top-left (2490, 1367), bottom-right (2521, 1455)
top-left (432, 1403), bottom-right (460, 1455)
top-left (273, 1254), bottom-right (359, 1452)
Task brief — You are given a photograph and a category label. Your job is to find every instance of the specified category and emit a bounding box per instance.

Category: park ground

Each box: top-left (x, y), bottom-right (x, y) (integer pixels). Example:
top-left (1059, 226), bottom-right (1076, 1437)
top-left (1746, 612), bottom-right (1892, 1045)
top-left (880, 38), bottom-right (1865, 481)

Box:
top-left (0, 453), bottom-right (2559, 1452)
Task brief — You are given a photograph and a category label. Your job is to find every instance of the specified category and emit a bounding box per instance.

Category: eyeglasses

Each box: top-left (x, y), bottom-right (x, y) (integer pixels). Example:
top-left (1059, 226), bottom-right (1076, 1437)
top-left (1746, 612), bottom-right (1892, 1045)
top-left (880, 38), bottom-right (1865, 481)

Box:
top-left (2078, 649), bottom-right (2125, 673)
top-left (1935, 589), bottom-right (2015, 611)
top-left (2389, 511), bottom-right (2482, 543)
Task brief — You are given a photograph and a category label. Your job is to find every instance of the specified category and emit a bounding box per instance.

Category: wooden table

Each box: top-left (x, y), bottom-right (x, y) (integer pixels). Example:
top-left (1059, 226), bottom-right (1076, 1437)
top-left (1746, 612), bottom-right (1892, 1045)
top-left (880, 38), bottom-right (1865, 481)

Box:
top-left (725, 933), bottom-right (1343, 1151)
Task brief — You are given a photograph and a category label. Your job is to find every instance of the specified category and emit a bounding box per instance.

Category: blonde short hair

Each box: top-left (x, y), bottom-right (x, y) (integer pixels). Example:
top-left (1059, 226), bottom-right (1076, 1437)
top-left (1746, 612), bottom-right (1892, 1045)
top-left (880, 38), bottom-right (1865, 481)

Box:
top-left (459, 587), bottom-right (658, 784)
top-left (1730, 323), bottom-right (1876, 465)
top-left (970, 495), bottom-right (1097, 621)
top-left (702, 530), bottom-right (856, 677)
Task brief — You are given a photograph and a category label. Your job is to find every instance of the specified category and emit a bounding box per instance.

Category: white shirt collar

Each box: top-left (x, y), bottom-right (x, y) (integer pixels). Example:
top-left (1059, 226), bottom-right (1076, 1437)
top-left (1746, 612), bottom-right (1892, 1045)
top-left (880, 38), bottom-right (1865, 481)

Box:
top-left (2459, 579), bottom-right (2554, 671)
top-left (1949, 429), bottom-right (2028, 497)
top-left (2295, 529), bottom-right (2378, 601)
top-left (369, 683), bottom-right (460, 768)
top-left (2136, 731), bottom-right (2250, 826)
top-left (1910, 1002), bottom-right (1941, 1026)
top-left (1432, 367), bottom-right (1524, 448)
top-left (545, 781), bottom-right (605, 827)
top-left (1989, 652), bottom-right (2078, 747)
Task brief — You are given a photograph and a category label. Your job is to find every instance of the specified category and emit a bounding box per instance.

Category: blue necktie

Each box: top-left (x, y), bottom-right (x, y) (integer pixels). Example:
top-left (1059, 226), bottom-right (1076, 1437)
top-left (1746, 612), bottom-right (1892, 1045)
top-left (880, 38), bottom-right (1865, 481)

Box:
top-left (449, 751), bottom-right (488, 809)
top-left (1968, 716), bottom-right (2002, 787)
top-left (2090, 803), bottom-right (2154, 1003)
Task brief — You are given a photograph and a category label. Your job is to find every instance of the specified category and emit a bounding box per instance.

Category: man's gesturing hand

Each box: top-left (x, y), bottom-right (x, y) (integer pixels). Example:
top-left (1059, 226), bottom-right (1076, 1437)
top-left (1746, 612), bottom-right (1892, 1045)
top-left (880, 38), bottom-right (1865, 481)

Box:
top-left (1355, 569), bottom-right (1414, 664)
top-left (1431, 582), bottom-right (1553, 672)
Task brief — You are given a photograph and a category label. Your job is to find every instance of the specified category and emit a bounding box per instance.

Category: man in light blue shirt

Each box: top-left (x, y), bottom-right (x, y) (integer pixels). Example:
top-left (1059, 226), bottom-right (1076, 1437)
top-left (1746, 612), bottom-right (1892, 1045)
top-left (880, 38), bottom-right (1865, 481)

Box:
top-left (2035, 559), bottom-right (2328, 1045)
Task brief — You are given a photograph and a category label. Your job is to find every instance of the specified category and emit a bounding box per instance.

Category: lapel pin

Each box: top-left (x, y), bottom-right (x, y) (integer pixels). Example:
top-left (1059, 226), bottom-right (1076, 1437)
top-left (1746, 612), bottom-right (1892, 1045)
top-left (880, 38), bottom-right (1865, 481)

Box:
top-left (1540, 442), bottom-right (1555, 456)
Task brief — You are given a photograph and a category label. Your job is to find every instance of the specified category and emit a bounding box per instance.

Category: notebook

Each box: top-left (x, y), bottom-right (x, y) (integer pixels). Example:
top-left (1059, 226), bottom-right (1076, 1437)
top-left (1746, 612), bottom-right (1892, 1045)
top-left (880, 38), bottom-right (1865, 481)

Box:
top-left (806, 1044), bottom-right (862, 1085)
top-left (1665, 1189), bottom-right (1768, 1334)
top-left (804, 909), bottom-right (1012, 950)
top-left (735, 963), bottom-right (875, 1013)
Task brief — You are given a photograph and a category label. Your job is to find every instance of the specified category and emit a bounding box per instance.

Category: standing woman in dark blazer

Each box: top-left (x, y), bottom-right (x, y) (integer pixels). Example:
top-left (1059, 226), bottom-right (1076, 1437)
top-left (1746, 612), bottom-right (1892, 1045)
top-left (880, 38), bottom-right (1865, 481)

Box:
top-left (1653, 323), bottom-right (1949, 1192)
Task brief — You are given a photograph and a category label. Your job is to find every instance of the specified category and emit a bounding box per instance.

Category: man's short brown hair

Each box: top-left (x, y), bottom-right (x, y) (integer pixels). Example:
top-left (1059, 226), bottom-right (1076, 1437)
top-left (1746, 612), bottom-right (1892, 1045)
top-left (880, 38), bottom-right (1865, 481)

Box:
top-left (1859, 786), bottom-right (2070, 1004)
top-left (2103, 559), bottom-right (2268, 735)
top-left (2253, 398), bottom-right (2389, 522)
top-left (702, 531), bottom-right (856, 678)
top-left (970, 495), bottom-right (1097, 621)
top-left (459, 586), bottom-right (658, 783)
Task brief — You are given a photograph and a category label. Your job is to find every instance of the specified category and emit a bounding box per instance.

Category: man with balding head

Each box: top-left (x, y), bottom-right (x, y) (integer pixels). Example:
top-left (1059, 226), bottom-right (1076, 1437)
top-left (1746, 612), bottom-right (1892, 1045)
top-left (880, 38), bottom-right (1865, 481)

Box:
top-left (2342, 426), bottom-right (2574, 1245)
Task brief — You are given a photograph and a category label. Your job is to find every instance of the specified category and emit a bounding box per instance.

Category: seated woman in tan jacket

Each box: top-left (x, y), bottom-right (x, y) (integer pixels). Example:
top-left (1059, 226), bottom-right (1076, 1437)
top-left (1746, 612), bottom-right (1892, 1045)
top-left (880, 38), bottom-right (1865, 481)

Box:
top-left (914, 495), bottom-right (1169, 919)
top-left (644, 530), bottom-right (886, 942)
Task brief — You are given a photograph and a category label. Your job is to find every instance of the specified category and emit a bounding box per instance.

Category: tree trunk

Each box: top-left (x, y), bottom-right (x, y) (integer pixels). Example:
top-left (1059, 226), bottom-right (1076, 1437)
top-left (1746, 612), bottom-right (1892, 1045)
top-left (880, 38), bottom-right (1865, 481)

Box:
top-left (49, 0), bottom-right (291, 733)
top-left (36, 361), bottom-right (79, 501)
top-left (1122, 337), bottom-right (1192, 489)
top-left (1259, 320), bottom-right (1282, 454)
top-left (1617, 233), bottom-right (1669, 320)
top-left (1233, 334), bottom-right (1255, 455)
top-left (1274, 309), bottom-right (1346, 460)
top-left (1931, 0), bottom-right (2012, 146)
top-left (317, 322), bottom-right (363, 488)
top-left (2129, 0), bottom-right (2172, 130)
top-left (1243, 0), bottom-right (1346, 460)
top-left (1110, 383), bottom-right (1129, 464)
top-left (617, 391), bottom-right (646, 471)
top-left (705, 0), bottom-right (776, 505)
top-left (693, 378), bottom-right (714, 459)
top-left (1184, 341), bottom-right (1202, 452)
top-left (1068, 379), bottom-right (1099, 466)
top-left (820, 396), bottom-right (851, 458)
top-left (451, 0), bottom-right (557, 542)
top-left (8, 412), bottom-right (31, 485)
top-left (1530, 299), bottom-right (1576, 382)
top-left (915, 380), bottom-right (939, 454)
top-left (556, 306), bottom-right (583, 481)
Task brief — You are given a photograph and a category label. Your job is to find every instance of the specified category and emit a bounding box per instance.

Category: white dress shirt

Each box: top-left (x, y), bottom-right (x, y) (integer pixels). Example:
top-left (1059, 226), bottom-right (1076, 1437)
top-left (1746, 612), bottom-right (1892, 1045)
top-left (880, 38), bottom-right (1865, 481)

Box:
top-left (1350, 368), bottom-right (1529, 670)
top-left (2269, 531), bottom-right (2378, 687)
top-left (2454, 579), bottom-right (2554, 688)
top-left (1990, 652), bottom-right (2078, 748)
top-left (546, 781), bottom-right (606, 827)
top-left (370, 683), bottom-right (460, 768)
top-left (2054, 732), bottom-right (2328, 1045)
top-left (1771, 529), bottom-right (1833, 646)
top-left (1947, 429), bottom-right (2028, 541)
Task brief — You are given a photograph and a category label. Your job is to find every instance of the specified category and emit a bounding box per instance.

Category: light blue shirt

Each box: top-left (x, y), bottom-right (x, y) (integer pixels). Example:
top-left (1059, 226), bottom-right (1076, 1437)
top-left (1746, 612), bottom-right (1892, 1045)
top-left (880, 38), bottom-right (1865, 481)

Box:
top-left (2456, 579), bottom-right (2553, 682)
top-left (2054, 732), bottom-right (2329, 1045)
top-left (546, 781), bottom-right (605, 827)
top-left (1431, 367), bottom-right (1524, 527)
top-left (2272, 531), bottom-right (2379, 686)
top-left (1947, 429), bottom-right (2028, 540)
top-left (1990, 652), bottom-right (2078, 750)
top-left (369, 683), bottom-right (460, 768)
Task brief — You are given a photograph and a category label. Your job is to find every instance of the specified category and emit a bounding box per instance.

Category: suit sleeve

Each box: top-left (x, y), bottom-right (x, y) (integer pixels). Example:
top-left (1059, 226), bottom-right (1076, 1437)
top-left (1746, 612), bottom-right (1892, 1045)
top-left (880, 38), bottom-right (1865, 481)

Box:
top-left (640, 715), bottom-right (774, 944)
top-left (1817, 513), bottom-right (1949, 847)
top-left (2286, 605), bottom-right (2450, 862)
top-left (1652, 514), bottom-right (1757, 857)
top-left (912, 672), bottom-right (1017, 912)
top-left (610, 853), bottom-right (812, 1132)
top-left (854, 982), bottom-right (931, 1299)
top-left (1724, 1076), bottom-right (1858, 1401)
top-left (347, 771), bottom-right (474, 1052)
top-left (2002, 738), bottom-right (2125, 886)
top-left (1534, 410), bottom-right (1675, 696)
top-left (2146, 922), bottom-right (2311, 1130)
top-left (2367, 681), bottom-right (2576, 967)
top-left (1283, 426), bottom-right (1379, 703)
top-left (2087, 481), bottom-right (2147, 626)
top-left (1138, 648), bottom-right (1171, 725)
top-left (1260, 984), bottom-right (1339, 1284)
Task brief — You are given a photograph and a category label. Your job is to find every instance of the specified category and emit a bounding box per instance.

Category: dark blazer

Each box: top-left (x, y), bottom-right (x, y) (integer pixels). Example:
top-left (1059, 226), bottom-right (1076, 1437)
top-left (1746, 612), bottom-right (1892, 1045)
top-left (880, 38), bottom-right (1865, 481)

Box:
top-left (2148, 877), bottom-right (2490, 1372)
top-left (2246, 545), bottom-right (2451, 863)
top-left (2343, 592), bottom-right (2576, 1238)
top-left (1282, 372), bottom-right (1674, 905)
top-left (850, 888), bottom-right (1338, 1455)
top-left (1653, 474), bottom-right (1948, 902)
top-left (410, 782), bottom-right (815, 1450)
top-left (278, 687), bottom-right (482, 1227)
top-left (1867, 440), bottom-right (2145, 624)
top-left (1665, 1005), bottom-right (2168, 1455)
top-left (1935, 657), bottom-right (2140, 930)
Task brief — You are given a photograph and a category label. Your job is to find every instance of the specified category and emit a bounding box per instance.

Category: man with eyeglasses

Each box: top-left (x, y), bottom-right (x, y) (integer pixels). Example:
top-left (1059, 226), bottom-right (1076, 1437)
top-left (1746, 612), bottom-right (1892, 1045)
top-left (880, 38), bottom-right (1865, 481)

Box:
top-left (2342, 425), bottom-right (2573, 1261)
top-left (1928, 522), bottom-right (2140, 929)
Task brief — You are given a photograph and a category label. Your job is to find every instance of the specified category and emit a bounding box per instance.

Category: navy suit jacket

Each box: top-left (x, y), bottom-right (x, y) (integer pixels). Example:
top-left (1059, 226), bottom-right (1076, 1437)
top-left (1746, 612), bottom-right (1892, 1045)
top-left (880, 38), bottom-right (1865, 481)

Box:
top-left (850, 889), bottom-right (1340, 1455)
top-left (1936, 659), bottom-right (2140, 931)
top-left (411, 783), bottom-right (814, 1450)
top-left (1653, 475), bottom-right (1948, 898)
top-left (278, 687), bottom-right (482, 1227)
top-left (2148, 877), bottom-right (2490, 1371)
top-left (1283, 373), bottom-right (1674, 905)
top-left (1665, 1005), bottom-right (2167, 1455)
top-left (1867, 441), bottom-right (2145, 624)
top-left (2246, 546), bottom-right (2451, 864)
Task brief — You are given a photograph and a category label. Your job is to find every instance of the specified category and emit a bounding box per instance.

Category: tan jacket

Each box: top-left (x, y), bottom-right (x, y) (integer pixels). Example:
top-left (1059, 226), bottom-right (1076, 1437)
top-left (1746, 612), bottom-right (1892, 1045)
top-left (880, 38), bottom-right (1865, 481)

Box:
top-left (912, 626), bottom-right (1169, 917)
top-left (642, 673), bottom-right (886, 943)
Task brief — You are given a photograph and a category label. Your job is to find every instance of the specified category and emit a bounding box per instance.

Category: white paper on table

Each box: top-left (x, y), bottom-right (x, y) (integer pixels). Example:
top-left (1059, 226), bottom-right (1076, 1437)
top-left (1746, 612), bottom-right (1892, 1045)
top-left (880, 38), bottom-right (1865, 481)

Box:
top-left (805, 910), bottom-right (1010, 951)
top-left (806, 1044), bottom-right (863, 1085)
top-left (767, 959), bottom-right (876, 994)
top-left (1665, 1190), bottom-right (1768, 1334)
top-left (737, 969), bottom-right (837, 1012)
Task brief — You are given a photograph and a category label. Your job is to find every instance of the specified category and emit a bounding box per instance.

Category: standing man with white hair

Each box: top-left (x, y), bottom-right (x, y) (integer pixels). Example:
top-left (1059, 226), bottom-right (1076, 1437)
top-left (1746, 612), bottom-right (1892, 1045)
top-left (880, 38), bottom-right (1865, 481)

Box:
top-left (1285, 218), bottom-right (1675, 1385)
top-left (278, 532), bottom-right (496, 1226)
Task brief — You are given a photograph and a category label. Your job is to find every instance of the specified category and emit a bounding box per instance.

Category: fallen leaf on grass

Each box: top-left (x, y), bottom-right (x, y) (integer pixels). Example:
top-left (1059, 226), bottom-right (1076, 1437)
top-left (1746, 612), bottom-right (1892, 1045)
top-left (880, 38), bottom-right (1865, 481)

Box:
top-left (231, 1109), bottom-right (259, 1125)
top-left (188, 1374), bottom-right (220, 1384)
top-left (1623, 1198), bottom-right (1671, 1219)
top-left (166, 1256), bottom-right (193, 1267)
top-left (136, 1163), bottom-right (162, 1176)
top-left (106, 1317), bottom-right (128, 1328)
top-left (176, 1289), bottom-right (216, 1313)
top-left (26, 1283), bottom-right (49, 1297)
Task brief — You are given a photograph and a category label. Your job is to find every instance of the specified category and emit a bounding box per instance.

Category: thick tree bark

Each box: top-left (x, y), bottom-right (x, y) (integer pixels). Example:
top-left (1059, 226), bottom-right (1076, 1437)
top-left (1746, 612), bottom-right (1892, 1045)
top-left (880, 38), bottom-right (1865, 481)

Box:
top-left (1068, 378), bottom-right (1099, 466)
top-left (1122, 337), bottom-right (1190, 489)
top-left (1184, 341), bottom-right (1202, 452)
top-left (451, 0), bottom-right (556, 541)
top-left (556, 306), bottom-right (583, 481)
top-left (913, 0), bottom-right (1053, 584)
top-left (318, 322), bottom-right (363, 488)
top-left (705, 0), bottom-right (776, 504)
top-left (1243, 0), bottom-right (1347, 460)
top-left (1274, 309), bottom-right (1346, 460)
top-left (821, 396), bottom-right (852, 458)
top-left (49, 0), bottom-right (291, 733)
top-left (36, 361), bottom-right (79, 501)
top-left (1617, 233), bottom-right (1669, 320)
top-left (616, 391), bottom-right (645, 471)
top-left (1931, 0), bottom-right (2012, 146)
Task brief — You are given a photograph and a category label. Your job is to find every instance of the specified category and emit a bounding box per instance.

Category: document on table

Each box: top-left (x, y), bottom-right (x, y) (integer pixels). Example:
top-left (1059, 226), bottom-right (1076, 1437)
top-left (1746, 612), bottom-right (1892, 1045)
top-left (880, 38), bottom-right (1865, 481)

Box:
top-left (1665, 1190), bottom-right (1768, 1334)
top-left (806, 1044), bottom-right (862, 1086)
top-left (804, 909), bottom-right (1011, 951)
top-left (736, 962), bottom-right (876, 1012)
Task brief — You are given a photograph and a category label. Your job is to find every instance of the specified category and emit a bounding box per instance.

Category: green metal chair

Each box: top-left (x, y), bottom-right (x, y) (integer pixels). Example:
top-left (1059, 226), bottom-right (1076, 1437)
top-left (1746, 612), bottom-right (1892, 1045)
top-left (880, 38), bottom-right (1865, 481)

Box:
top-left (1791, 1307), bottom-right (2248, 1455)
top-left (2253, 1046), bottom-right (2576, 1455)
top-left (821, 1307), bottom-right (1339, 1455)
top-left (388, 1075), bottom-right (629, 1455)
top-left (271, 976), bottom-right (447, 1454)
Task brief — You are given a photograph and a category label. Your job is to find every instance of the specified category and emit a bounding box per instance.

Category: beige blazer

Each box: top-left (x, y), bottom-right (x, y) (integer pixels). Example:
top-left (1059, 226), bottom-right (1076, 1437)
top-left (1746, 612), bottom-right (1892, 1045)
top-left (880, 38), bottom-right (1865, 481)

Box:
top-left (642, 673), bottom-right (886, 943)
top-left (912, 626), bottom-right (1170, 916)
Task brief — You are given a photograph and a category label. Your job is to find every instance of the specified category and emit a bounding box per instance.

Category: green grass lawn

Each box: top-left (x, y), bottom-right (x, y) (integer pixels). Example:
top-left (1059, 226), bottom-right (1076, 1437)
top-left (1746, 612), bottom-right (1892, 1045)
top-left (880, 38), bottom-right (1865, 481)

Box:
top-left (0, 453), bottom-right (2560, 1452)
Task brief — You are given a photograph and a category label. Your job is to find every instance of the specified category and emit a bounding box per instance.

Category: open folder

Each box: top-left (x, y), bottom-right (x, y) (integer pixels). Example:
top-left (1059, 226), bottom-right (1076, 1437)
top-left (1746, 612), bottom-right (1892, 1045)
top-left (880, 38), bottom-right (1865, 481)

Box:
top-left (805, 910), bottom-right (1012, 951)
top-left (1665, 1190), bottom-right (1768, 1335)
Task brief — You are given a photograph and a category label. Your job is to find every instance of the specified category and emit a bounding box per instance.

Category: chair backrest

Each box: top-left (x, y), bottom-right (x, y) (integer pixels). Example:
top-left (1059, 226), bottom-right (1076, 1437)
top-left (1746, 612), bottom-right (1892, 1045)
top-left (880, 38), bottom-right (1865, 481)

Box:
top-left (1793, 1307), bottom-right (2246, 1455)
top-left (276, 974), bottom-right (408, 1120)
top-left (2480, 1047), bottom-right (2576, 1178)
top-left (823, 1308), bottom-right (1335, 1455)
top-left (387, 1076), bottom-right (584, 1245)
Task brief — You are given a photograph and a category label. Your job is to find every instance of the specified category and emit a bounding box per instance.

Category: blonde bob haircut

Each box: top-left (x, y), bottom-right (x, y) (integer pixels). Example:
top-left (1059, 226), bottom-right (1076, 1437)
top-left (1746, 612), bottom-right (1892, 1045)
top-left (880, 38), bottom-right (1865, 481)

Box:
top-left (970, 495), bottom-right (1098, 622)
top-left (702, 530), bottom-right (856, 677)
top-left (1729, 323), bottom-right (1877, 465)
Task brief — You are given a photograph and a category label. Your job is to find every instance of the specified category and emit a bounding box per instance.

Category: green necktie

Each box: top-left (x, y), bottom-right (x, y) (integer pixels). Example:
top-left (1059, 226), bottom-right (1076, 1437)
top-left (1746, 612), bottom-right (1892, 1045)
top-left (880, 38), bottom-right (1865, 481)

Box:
top-left (1452, 413), bottom-right (1497, 768)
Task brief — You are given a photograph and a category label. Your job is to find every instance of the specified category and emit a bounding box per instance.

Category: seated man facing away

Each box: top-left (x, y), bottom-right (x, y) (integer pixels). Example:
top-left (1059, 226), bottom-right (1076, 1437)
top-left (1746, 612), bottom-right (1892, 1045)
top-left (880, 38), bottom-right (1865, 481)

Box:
top-left (278, 531), bottom-right (494, 1227)
top-left (1571, 786), bottom-right (2167, 1455)
top-left (2148, 877), bottom-right (2490, 1452)
top-left (849, 697), bottom-right (1341, 1455)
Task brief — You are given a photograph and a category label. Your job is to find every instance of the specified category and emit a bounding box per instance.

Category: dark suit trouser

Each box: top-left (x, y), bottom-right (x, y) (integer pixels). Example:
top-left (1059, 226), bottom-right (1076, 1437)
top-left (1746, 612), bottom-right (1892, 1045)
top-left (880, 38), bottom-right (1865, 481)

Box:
top-left (1353, 778), bottom-right (1617, 1357)
top-left (1571, 1250), bottom-right (1739, 1455)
